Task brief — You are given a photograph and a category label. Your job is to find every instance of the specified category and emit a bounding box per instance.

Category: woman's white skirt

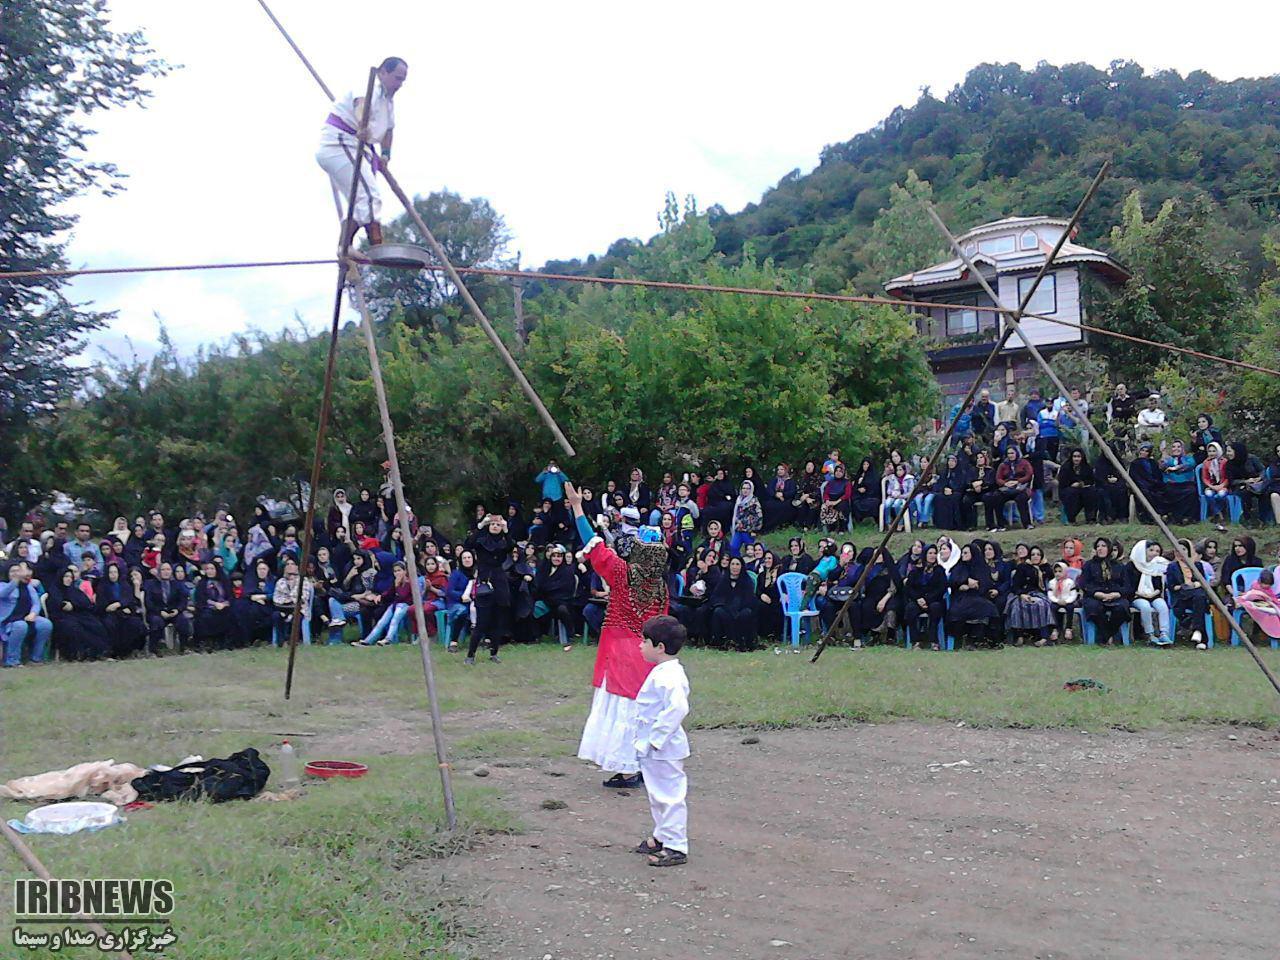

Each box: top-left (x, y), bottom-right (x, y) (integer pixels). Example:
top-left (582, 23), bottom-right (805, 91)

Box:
top-left (577, 681), bottom-right (640, 774)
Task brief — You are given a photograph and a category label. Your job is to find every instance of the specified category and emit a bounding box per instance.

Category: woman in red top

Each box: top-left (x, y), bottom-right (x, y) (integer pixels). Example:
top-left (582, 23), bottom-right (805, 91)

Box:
top-left (565, 481), bottom-right (669, 790)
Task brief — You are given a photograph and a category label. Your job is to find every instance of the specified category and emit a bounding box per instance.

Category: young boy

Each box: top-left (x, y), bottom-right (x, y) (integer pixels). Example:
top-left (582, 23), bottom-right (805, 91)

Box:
top-left (633, 615), bottom-right (691, 867)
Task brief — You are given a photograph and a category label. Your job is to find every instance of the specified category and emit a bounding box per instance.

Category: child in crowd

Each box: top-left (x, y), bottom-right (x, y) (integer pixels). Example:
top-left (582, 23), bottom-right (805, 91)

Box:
top-left (633, 615), bottom-right (691, 867)
top-left (1047, 561), bottom-right (1078, 643)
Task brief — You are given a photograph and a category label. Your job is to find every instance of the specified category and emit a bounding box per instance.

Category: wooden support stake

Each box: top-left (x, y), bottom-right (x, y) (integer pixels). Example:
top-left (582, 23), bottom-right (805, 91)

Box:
top-left (283, 66), bottom-right (378, 701)
top-left (930, 184), bottom-right (1280, 700)
top-left (347, 263), bottom-right (459, 829)
top-left (1, 819), bottom-right (134, 960)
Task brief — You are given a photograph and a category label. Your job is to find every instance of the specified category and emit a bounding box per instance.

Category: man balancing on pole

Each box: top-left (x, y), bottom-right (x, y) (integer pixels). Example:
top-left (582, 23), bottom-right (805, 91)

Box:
top-left (315, 56), bottom-right (408, 258)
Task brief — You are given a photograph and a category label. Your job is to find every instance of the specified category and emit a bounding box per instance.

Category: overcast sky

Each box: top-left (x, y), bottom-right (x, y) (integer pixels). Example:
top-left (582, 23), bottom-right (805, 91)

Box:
top-left (63, 0), bottom-right (1279, 362)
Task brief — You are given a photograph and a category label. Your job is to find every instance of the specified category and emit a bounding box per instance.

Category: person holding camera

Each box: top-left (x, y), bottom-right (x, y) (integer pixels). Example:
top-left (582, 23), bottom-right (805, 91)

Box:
top-left (463, 514), bottom-right (514, 664)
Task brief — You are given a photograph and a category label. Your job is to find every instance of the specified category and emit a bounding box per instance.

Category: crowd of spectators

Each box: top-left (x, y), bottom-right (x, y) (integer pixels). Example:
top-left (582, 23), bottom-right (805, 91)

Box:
top-left (929, 382), bottom-right (1279, 531)
top-left (2, 381), bottom-right (1278, 667)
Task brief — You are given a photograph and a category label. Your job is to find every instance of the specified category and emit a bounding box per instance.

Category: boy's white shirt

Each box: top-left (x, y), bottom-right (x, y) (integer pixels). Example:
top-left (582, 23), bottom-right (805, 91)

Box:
top-left (633, 658), bottom-right (690, 760)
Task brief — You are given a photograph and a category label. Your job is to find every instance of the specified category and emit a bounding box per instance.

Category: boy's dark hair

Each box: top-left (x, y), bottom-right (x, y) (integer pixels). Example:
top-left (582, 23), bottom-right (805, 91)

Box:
top-left (642, 615), bottom-right (686, 656)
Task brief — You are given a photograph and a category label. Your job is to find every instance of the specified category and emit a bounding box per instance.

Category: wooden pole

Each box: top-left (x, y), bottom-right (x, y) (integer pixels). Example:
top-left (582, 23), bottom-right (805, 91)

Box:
top-left (1, 820), bottom-right (134, 960)
top-left (256, 0), bottom-right (574, 458)
top-left (283, 66), bottom-right (378, 701)
top-left (347, 263), bottom-right (459, 829)
top-left (930, 213), bottom-right (1280, 699)
top-left (377, 166), bottom-right (575, 457)
top-left (810, 160), bottom-right (1111, 664)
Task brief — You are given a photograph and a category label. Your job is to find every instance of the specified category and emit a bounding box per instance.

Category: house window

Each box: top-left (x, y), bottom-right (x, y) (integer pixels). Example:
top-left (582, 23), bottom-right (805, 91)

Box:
top-left (1019, 230), bottom-right (1038, 250)
top-left (978, 235), bottom-right (1016, 255)
top-left (946, 304), bottom-right (978, 335)
top-left (1017, 272), bottom-right (1057, 314)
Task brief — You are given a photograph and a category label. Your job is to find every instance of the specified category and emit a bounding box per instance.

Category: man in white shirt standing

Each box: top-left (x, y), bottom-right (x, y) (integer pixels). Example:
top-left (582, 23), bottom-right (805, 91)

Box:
top-left (315, 57), bottom-right (408, 257)
top-left (1136, 394), bottom-right (1167, 442)
top-left (632, 615), bottom-right (691, 867)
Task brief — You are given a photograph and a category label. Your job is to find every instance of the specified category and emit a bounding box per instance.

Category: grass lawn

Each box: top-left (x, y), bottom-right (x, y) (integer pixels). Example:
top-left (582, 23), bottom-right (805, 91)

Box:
top-left (3, 533), bottom-right (1278, 957)
top-left (759, 518), bottom-right (1279, 560)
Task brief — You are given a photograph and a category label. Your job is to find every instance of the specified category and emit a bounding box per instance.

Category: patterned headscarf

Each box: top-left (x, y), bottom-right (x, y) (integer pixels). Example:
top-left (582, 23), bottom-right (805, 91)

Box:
top-left (626, 541), bottom-right (669, 613)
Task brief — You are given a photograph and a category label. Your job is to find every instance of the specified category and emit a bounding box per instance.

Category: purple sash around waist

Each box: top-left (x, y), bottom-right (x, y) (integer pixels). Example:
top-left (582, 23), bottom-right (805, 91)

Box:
top-left (325, 114), bottom-right (383, 172)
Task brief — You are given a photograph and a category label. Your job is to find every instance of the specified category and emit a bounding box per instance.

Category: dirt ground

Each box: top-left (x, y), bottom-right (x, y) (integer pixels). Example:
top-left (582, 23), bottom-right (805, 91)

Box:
top-left (409, 721), bottom-right (1279, 960)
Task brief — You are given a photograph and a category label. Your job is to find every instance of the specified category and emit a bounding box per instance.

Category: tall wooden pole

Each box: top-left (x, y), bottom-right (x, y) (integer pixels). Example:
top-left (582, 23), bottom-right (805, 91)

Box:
top-left (930, 210), bottom-right (1280, 700)
top-left (283, 66), bottom-right (377, 701)
top-left (347, 264), bottom-right (459, 828)
top-left (810, 160), bottom-right (1111, 663)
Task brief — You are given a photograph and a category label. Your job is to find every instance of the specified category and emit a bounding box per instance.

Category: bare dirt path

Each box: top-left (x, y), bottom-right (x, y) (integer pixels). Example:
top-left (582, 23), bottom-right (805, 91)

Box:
top-left (435, 722), bottom-right (1279, 960)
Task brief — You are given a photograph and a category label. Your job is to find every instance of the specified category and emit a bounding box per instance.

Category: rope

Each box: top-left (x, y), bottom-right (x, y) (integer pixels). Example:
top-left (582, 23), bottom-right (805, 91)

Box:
top-left (3, 258), bottom-right (1275, 379)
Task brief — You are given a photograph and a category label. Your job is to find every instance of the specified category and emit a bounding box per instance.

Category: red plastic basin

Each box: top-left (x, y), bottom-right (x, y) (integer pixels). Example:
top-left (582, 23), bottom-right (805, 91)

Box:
top-left (305, 760), bottom-right (369, 779)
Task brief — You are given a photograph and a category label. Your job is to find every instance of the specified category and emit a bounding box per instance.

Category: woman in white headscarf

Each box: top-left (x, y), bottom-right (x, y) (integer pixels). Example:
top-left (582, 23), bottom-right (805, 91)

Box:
top-left (936, 535), bottom-right (961, 576)
top-left (1129, 539), bottom-right (1172, 645)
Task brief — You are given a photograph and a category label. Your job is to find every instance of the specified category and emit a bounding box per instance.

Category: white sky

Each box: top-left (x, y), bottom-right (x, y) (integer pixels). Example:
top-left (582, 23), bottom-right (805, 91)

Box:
top-left (62, 0), bottom-right (1280, 361)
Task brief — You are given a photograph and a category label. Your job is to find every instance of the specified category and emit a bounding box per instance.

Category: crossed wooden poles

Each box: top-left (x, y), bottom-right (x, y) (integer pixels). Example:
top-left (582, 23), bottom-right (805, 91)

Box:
top-left (257, 3), bottom-right (577, 830)
top-left (808, 161), bottom-right (1280, 702)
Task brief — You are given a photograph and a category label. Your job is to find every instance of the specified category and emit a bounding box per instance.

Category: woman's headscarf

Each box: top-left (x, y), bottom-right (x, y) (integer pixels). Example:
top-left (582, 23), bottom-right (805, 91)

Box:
top-left (1061, 538), bottom-right (1084, 569)
top-left (245, 524), bottom-right (273, 565)
top-left (1226, 442), bottom-right (1252, 481)
top-left (1129, 539), bottom-right (1170, 596)
top-left (1204, 442), bottom-right (1227, 484)
top-left (626, 541), bottom-right (669, 613)
top-left (730, 480), bottom-right (757, 531)
top-left (937, 536), bottom-right (961, 574)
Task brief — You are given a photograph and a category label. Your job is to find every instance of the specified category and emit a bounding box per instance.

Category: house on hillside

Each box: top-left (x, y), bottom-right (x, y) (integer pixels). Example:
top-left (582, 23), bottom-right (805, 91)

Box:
top-left (884, 216), bottom-right (1129, 410)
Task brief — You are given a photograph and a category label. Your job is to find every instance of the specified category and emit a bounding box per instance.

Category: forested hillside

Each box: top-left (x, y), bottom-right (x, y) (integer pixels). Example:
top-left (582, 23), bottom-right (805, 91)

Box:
top-left (544, 60), bottom-right (1280, 295)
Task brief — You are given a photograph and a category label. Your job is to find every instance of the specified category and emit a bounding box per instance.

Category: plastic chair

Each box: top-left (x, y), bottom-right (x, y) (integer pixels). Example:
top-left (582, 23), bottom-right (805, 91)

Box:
top-left (1166, 589), bottom-right (1215, 648)
top-left (1196, 471), bottom-right (1242, 524)
top-left (777, 572), bottom-right (819, 648)
top-left (1080, 607), bottom-right (1130, 645)
top-left (1229, 567), bottom-right (1265, 641)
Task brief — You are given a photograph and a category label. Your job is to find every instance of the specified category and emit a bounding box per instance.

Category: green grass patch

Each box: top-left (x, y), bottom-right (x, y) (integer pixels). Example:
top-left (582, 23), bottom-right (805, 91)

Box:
top-left (2, 637), bottom-right (1277, 958)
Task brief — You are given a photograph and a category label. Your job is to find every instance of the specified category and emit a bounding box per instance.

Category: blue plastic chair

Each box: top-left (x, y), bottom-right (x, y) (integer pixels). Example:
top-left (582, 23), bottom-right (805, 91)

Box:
top-left (1229, 567), bottom-right (1266, 642)
top-left (777, 572), bottom-right (819, 648)
top-left (1080, 606), bottom-right (1130, 645)
top-left (1196, 471), bottom-right (1242, 524)
top-left (1166, 589), bottom-right (1215, 648)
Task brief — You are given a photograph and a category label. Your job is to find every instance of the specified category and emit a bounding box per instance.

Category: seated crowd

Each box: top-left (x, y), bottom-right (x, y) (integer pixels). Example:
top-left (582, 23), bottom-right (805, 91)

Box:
top-left (1, 381), bottom-right (1278, 667)
top-left (926, 382), bottom-right (1280, 532)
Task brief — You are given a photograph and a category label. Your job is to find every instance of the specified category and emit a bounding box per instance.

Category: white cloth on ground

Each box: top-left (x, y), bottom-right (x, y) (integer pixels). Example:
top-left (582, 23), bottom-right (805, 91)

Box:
top-left (639, 755), bottom-right (688, 854)
top-left (0, 760), bottom-right (147, 807)
top-left (577, 680), bottom-right (640, 775)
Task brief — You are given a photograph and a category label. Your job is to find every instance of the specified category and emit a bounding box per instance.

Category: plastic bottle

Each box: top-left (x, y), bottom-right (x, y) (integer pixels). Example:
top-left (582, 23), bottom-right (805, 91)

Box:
top-left (279, 739), bottom-right (300, 788)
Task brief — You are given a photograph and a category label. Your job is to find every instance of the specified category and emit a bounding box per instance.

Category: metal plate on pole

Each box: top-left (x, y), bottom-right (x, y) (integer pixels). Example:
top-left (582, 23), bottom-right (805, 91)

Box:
top-left (366, 243), bottom-right (433, 269)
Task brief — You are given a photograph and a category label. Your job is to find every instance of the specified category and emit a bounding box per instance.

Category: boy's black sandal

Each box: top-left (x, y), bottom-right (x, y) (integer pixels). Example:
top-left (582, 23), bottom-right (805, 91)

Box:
top-left (634, 838), bottom-right (663, 855)
top-left (647, 848), bottom-right (687, 867)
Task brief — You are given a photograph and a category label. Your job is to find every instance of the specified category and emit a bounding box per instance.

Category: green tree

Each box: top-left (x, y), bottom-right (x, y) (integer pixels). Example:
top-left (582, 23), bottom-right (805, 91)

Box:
top-left (362, 189), bottom-right (513, 331)
top-left (852, 170), bottom-right (948, 291)
top-left (0, 0), bottom-right (169, 513)
top-left (1227, 240), bottom-right (1280, 447)
top-left (1095, 191), bottom-right (1247, 379)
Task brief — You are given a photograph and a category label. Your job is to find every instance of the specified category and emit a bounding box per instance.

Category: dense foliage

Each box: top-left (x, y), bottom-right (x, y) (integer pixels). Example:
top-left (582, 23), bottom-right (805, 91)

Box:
top-left (545, 60), bottom-right (1280, 293)
top-left (0, 0), bottom-right (168, 514)
top-left (8, 56), bottom-right (1280, 530)
top-left (16, 205), bottom-right (937, 526)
